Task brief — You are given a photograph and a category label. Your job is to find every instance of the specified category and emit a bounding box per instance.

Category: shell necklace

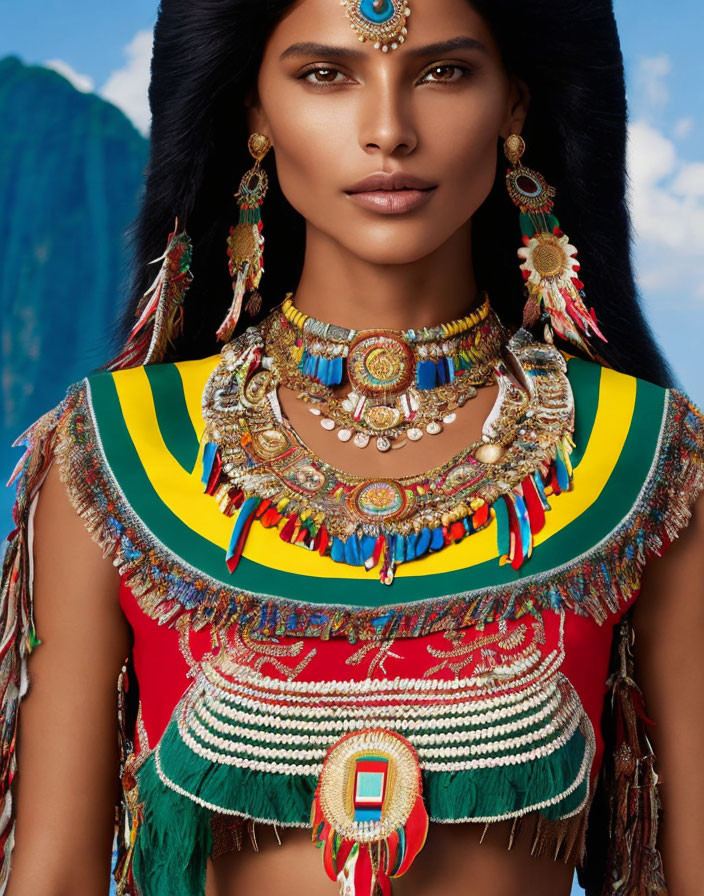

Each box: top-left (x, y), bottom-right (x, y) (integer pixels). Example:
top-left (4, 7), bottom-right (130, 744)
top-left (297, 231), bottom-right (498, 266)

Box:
top-left (267, 292), bottom-right (508, 452)
top-left (201, 309), bottom-right (575, 585)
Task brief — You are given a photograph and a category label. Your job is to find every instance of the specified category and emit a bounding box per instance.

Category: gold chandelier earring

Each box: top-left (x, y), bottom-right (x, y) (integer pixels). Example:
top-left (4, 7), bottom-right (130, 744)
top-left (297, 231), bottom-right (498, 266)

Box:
top-left (216, 132), bottom-right (272, 342)
top-left (504, 133), bottom-right (607, 356)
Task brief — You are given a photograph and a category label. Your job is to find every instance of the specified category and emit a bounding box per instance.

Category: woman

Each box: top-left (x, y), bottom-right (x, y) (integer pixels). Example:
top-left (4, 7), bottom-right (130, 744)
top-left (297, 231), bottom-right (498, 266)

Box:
top-left (1, 0), bottom-right (703, 894)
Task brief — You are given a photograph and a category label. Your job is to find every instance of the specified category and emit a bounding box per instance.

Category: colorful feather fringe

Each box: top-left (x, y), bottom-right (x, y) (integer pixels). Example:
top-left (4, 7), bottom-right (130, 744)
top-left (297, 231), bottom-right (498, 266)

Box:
top-left (202, 435), bottom-right (574, 584)
top-left (217, 214), bottom-right (265, 343)
top-left (106, 219), bottom-right (193, 370)
top-left (517, 211), bottom-right (607, 357)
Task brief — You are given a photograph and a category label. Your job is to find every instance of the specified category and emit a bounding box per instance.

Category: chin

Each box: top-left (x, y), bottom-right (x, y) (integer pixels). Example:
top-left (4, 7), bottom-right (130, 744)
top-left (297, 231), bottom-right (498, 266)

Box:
top-left (339, 238), bottom-right (450, 266)
top-left (335, 221), bottom-right (457, 265)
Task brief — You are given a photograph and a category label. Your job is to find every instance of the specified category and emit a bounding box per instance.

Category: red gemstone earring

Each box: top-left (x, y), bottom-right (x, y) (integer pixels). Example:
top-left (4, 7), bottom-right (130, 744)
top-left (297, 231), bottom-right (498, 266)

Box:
top-left (504, 133), bottom-right (607, 356)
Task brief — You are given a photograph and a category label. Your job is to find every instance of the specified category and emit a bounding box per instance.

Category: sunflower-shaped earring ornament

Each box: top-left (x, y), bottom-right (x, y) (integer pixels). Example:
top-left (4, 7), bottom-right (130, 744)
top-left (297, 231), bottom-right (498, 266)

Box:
top-left (504, 133), bottom-right (607, 356)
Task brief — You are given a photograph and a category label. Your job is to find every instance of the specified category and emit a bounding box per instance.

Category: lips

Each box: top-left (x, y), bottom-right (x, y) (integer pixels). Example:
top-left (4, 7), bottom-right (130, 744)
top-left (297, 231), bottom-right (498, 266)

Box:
top-left (344, 171), bottom-right (436, 193)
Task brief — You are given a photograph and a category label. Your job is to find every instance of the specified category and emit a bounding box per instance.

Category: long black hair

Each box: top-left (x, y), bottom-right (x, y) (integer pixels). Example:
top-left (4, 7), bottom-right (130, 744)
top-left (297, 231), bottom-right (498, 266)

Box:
top-left (111, 0), bottom-right (674, 387)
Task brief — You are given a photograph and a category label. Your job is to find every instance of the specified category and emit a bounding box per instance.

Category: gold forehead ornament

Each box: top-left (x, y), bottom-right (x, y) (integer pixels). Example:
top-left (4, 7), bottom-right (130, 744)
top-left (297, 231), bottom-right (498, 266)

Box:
top-left (340, 0), bottom-right (411, 52)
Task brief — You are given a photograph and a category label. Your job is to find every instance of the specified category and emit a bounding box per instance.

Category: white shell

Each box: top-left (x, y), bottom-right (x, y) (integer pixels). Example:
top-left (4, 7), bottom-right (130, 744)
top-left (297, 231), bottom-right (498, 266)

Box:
top-left (426, 421), bottom-right (443, 435)
top-left (353, 433), bottom-right (370, 449)
top-left (337, 429), bottom-right (352, 442)
top-left (473, 442), bottom-right (506, 465)
top-left (407, 428), bottom-right (423, 442)
top-left (308, 407), bottom-right (322, 416)
top-left (376, 436), bottom-right (392, 452)
top-left (321, 418), bottom-right (335, 431)
top-left (443, 413), bottom-right (457, 424)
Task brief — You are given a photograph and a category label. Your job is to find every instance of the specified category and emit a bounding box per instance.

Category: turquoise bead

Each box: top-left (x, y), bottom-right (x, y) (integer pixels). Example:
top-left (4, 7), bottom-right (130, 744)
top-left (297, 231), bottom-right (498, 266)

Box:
top-left (430, 527), bottom-right (445, 551)
top-left (344, 535), bottom-right (362, 566)
top-left (360, 535), bottom-right (377, 562)
top-left (405, 532), bottom-right (418, 561)
top-left (331, 537), bottom-right (345, 563)
top-left (359, 0), bottom-right (395, 25)
top-left (416, 528), bottom-right (431, 556)
top-left (201, 441), bottom-right (218, 487)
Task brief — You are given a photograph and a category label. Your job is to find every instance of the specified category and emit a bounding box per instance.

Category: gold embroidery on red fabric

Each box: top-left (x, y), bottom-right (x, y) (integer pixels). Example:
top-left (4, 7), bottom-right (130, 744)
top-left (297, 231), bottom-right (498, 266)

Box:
top-left (423, 617), bottom-right (545, 679)
top-left (344, 638), bottom-right (403, 677)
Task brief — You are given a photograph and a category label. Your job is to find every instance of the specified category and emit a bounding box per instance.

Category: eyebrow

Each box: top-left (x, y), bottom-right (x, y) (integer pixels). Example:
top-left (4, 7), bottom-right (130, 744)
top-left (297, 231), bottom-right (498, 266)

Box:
top-left (279, 36), bottom-right (489, 62)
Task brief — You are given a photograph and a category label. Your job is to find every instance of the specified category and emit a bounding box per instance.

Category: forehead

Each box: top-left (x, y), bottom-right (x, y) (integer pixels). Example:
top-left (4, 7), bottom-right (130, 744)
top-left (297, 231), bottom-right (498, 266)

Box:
top-left (267, 0), bottom-right (497, 58)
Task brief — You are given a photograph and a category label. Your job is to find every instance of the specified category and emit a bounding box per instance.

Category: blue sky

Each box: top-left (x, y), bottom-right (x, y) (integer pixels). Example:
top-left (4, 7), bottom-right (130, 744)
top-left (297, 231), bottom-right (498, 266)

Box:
top-left (4, 1), bottom-right (703, 410)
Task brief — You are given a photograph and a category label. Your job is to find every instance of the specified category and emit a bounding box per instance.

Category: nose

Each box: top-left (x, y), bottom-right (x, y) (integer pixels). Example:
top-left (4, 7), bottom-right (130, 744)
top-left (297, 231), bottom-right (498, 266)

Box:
top-left (357, 73), bottom-right (418, 156)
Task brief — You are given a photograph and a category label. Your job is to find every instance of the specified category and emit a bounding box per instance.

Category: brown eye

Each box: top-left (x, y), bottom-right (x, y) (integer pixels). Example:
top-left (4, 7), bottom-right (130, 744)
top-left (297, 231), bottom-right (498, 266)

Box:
top-left (422, 65), bottom-right (471, 84)
top-left (300, 67), bottom-right (345, 86)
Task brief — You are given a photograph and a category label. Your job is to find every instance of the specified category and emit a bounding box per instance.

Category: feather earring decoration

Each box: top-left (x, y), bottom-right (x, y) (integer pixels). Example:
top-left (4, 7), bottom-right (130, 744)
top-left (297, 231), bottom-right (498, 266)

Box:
top-left (107, 219), bottom-right (193, 371)
top-left (216, 133), bottom-right (272, 343)
top-left (504, 134), bottom-right (607, 357)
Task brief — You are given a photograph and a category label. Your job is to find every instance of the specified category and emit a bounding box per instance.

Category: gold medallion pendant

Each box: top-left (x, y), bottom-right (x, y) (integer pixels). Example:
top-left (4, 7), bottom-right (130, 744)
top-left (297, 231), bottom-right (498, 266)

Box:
top-left (270, 293), bottom-right (507, 452)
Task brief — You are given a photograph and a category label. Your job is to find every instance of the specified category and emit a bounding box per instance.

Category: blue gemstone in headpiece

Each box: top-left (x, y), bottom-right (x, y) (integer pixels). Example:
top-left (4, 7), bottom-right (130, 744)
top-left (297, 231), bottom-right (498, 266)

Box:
top-left (360, 0), bottom-right (395, 25)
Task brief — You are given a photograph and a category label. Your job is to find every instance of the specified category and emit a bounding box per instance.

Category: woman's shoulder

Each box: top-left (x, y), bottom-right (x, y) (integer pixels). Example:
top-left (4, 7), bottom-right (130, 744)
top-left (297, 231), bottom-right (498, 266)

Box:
top-left (561, 351), bottom-right (704, 589)
top-left (82, 352), bottom-right (222, 427)
top-left (12, 354), bottom-right (223, 485)
top-left (563, 350), bottom-right (704, 477)
top-left (3, 353), bottom-right (220, 581)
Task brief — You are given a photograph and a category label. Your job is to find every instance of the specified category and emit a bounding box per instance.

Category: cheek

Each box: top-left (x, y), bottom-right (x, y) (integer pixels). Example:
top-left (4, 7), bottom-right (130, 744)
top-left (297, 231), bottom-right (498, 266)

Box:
top-left (447, 131), bottom-right (498, 211)
top-left (427, 87), bottom-right (506, 214)
top-left (264, 92), bottom-right (354, 218)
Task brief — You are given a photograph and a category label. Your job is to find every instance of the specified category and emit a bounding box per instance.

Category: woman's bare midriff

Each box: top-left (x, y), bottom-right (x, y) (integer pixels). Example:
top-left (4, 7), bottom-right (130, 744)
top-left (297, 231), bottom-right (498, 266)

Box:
top-left (204, 818), bottom-right (577, 896)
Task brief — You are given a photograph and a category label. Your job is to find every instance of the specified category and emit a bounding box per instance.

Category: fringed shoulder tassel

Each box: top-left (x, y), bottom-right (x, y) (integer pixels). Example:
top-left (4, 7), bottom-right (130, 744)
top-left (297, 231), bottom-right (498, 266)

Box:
top-left (579, 610), bottom-right (668, 895)
top-left (112, 652), bottom-right (142, 896)
top-left (0, 387), bottom-right (83, 892)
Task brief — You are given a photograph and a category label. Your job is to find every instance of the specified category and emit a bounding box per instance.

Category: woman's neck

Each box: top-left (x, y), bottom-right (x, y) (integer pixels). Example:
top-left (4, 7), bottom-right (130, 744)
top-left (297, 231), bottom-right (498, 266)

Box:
top-left (292, 219), bottom-right (479, 332)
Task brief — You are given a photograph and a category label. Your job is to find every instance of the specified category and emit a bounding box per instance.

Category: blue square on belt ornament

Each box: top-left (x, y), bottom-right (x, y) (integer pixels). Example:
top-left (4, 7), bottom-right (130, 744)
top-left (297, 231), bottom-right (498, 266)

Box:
top-left (353, 757), bottom-right (389, 822)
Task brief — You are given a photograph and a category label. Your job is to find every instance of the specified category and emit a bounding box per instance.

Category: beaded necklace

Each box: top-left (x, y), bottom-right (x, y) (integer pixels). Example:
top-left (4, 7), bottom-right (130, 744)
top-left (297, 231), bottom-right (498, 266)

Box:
top-left (201, 307), bottom-right (576, 585)
top-left (271, 292), bottom-right (507, 452)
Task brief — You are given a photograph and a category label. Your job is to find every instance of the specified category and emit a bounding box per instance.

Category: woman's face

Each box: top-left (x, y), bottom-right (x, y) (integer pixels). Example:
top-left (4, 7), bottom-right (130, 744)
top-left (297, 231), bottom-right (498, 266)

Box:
top-left (247, 0), bottom-right (529, 265)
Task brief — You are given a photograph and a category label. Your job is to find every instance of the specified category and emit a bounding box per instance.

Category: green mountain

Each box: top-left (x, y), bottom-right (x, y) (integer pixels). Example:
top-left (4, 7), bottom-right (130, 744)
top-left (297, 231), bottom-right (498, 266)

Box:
top-left (0, 54), bottom-right (148, 533)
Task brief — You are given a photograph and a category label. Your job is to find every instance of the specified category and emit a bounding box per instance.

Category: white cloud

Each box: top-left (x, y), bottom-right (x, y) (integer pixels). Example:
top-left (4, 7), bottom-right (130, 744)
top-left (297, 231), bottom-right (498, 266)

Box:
top-left (44, 59), bottom-right (95, 94)
top-left (672, 162), bottom-right (704, 197)
top-left (674, 117), bottom-right (694, 140)
top-left (99, 29), bottom-right (153, 136)
top-left (627, 119), bottom-right (704, 302)
top-left (635, 54), bottom-right (671, 111)
top-left (625, 51), bottom-right (704, 305)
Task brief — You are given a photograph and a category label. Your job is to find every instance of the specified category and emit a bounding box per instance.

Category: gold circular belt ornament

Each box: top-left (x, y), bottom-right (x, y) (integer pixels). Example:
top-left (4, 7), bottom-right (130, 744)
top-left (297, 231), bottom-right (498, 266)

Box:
top-left (315, 728), bottom-right (423, 842)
